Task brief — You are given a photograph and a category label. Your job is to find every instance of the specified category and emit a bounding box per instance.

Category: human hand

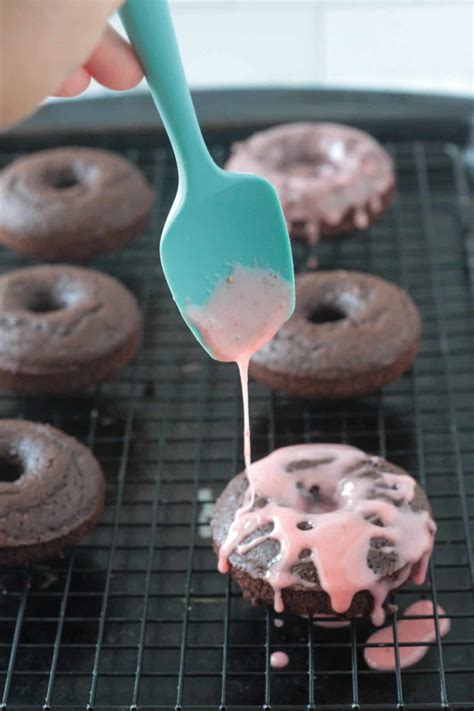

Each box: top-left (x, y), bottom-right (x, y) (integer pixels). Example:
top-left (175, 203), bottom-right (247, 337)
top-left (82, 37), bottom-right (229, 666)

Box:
top-left (0, 0), bottom-right (143, 128)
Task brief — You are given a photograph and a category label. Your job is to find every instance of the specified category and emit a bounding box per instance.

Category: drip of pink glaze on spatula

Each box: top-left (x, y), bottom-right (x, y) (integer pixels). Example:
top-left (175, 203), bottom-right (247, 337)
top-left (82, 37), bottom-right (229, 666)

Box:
top-left (238, 359), bottom-right (251, 470)
top-left (187, 266), bottom-right (293, 468)
top-left (270, 651), bottom-right (289, 669)
top-left (218, 444), bottom-right (436, 626)
top-left (364, 600), bottom-right (450, 670)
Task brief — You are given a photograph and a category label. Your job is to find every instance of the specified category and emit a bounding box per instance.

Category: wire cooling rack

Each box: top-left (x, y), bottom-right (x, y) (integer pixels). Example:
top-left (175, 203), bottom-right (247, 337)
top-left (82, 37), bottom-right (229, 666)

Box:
top-left (0, 121), bottom-right (473, 711)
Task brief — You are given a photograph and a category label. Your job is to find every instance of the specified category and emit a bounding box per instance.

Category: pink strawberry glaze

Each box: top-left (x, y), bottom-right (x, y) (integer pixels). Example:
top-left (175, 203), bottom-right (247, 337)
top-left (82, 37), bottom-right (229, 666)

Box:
top-left (186, 265), bottom-right (293, 468)
top-left (226, 123), bottom-right (394, 244)
top-left (218, 444), bottom-right (436, 626)
top-left (270, 651), bottom-right (289, 669)
top-left (364, 600), bottom-right (450, 670)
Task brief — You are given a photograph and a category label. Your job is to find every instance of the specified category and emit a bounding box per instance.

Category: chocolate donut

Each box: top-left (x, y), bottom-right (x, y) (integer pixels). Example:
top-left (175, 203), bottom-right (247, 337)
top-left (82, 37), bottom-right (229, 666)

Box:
top-left (250, 271), bottom-right (421, 399)
top-left (212, 444), bottom-right (435, 624)
top-left (226, 123), bottom-right (395, 243)
top-left (0, 147), bottom-right (154, 261)
top-left (0, 420), bottom-right (105, 566)
top-left (0, 264), bottom-right (142, 394)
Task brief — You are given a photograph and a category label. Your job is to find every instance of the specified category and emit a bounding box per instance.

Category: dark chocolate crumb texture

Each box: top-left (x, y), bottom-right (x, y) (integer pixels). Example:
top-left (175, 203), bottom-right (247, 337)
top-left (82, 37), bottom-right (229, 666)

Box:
top-left (0, 146), bottom-right (155, 260)
top-left (250, 270), bottom-right (421, 399)
top-left (0, 264), bottom-right (142, 394)
top-left (0, 420), bottom-right (105, 566)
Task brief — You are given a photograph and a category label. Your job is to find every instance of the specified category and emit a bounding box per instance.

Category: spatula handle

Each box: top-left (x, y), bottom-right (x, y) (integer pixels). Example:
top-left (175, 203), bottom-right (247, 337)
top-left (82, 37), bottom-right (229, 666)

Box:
top-left (120, 0), bottom-right (215, 187)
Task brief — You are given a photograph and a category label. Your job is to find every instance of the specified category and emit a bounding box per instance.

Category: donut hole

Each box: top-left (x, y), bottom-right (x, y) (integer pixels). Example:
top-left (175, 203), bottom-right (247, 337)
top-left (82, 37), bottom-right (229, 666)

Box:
top-left (0, 454), bottom-right (23, 483)
top-left (285, 155), bottom-right (337, 179)
top-left (268, 140), bottom-right (341, 179)
top-left (295, 480), bottom-right (339, 514)
top-left (286, 457), bottom-right (334, 472)
top-left (309, 304), bottom-right (346, 325)
top-left (25, 287), bottom-right (66, 314)
top-left (42, 160), bottom-right (96, 192)
top-left (43, 164), bottom-right (83, 190)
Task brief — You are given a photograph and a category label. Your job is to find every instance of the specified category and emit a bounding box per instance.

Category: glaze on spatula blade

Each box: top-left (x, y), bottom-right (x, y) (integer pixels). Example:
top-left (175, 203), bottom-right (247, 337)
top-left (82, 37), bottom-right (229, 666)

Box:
top-left (160, 168), bottom-right (294, 339)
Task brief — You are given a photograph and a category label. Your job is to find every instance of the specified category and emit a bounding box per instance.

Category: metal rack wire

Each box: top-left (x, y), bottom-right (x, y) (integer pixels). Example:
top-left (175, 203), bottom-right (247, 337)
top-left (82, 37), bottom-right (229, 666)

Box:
top-left (0, 126), bottom-right (473, 710)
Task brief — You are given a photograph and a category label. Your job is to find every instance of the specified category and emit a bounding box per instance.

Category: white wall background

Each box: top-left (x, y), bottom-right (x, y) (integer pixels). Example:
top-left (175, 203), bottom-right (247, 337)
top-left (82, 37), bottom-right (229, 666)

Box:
top-left (91, 0), bottom-right (474, 97)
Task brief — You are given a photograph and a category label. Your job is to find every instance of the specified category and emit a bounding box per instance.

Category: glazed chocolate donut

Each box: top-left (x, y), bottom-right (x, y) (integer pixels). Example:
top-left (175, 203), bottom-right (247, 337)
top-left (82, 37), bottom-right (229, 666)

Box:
top-left (0, 264), bottom-right (142, 394)
top-left (0, 420), bottom-right (105, 566)
top-left (212, 444), bottom-right (435, 623)
top-left (226, 123), bottom-right (395, 243)
top-left (250, 271), bottom-right (421, 399)
top-left (0, 147), bottom-right (154, 261)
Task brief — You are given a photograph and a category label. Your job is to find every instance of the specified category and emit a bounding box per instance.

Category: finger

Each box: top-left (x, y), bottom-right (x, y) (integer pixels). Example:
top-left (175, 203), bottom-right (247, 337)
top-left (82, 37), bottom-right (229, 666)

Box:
top-left (0, 0), bottom-right (125, 127)
top-left (86, 25), bottom-right (143, 90)
top-left (53, 67), bottom-right (92, 98)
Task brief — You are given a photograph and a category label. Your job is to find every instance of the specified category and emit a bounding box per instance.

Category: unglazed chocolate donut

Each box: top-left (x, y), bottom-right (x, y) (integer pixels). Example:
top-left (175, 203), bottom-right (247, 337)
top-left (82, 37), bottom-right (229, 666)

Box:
top-left (250, 271), bottom-right (421, 400)
top-left (212, 444), bottom-right (435, 624)
top-left (0, 264), bottom-right (142, 394)
top-left (226, 123), bottom-right (395, 243)
top-left (0, 147), bottom-right (155, 260)
top-left (0, 420), bottom-right (105, 566)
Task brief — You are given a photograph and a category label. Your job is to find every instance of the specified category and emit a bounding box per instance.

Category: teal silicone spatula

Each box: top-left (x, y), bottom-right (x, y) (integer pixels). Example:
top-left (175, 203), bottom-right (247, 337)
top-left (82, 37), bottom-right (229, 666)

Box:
top-left (120, 0), bottom-right (295, 355)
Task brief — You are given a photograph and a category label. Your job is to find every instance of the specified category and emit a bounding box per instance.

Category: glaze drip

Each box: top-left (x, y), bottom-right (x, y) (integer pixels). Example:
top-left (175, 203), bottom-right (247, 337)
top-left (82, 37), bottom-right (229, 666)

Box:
top-left (270, 651), bottom-right (289, 668)
top-left (186, 265), bottom-right (293, 468)
top-left (217, 444), bottom-right (436, 626)
top-left (364, 600), bottom-right (450, 670)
